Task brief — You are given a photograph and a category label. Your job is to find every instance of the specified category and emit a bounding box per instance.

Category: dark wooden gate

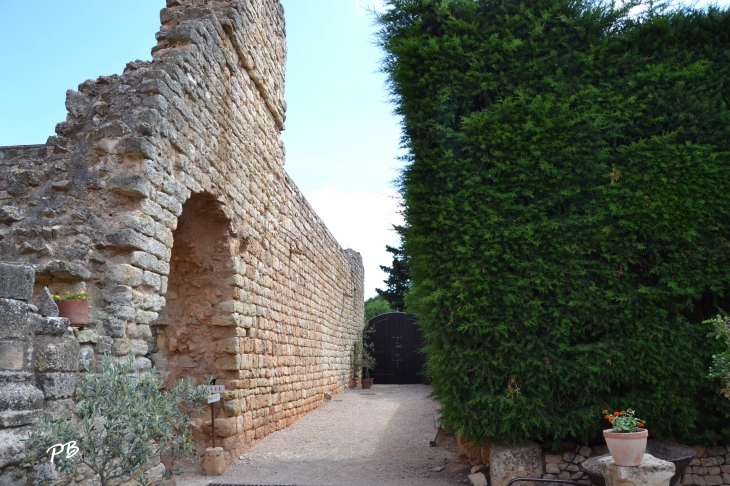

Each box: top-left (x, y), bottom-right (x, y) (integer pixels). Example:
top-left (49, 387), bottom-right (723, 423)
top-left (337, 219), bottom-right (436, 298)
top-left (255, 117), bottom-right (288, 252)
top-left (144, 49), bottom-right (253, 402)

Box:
top-left (366, 312), bottom-right (425, 384)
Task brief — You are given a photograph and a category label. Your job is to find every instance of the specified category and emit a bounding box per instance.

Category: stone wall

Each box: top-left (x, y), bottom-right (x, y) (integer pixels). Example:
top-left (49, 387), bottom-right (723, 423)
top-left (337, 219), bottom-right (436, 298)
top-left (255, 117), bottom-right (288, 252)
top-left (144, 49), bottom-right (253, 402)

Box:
top-left (0, 0), bottom-right (364, 481)
top-left (0, 263), bottom-right (83, 485)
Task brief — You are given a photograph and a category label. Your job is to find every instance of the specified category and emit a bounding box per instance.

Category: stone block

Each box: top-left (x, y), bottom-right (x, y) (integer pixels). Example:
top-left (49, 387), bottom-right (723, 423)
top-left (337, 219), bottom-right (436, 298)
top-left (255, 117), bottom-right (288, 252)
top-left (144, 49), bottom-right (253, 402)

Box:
top-left (0, 263), bottom-right (34, 301)
top-left (44, 398), bottom-right (75, 421)
top-left (106, 303), bottom-right (137, 321)
top-left (103, 284), bottom-right (133, 305)
top-left (111, 338), bottom-right (130, 356)
top-left (37, 372), bottom-right (77, 399)
top-left (468, 472), bottom-right (488, 486)
top-left (0, 298), bottom-right (40, 339)
top-left (0, 341), bottom-right (24, 370)
top-left (596, 454), bottom-right (674, 486)
top-left (0, 426), bottom-right (29, 468)
top-left (702, 457), bottom-right (722, 467)
top-left (0, 206), bottom-right (25, 224)
top-left (93, 119), bottom-right (131, 139)
top-left (217, 337), bottom-right (239, 354)
top-left (36, 317), bottom-right (70, 335)
top-left (126, 323), bottom-right (152, 339)
top-left (130, 339), bottom-right (149, 356)
top-left (546, 454), bottom-right (562, 464)
top-left (134, 357), bottom-right (152, 370)
top-left (38, 287), bottom-right (59, 317)
top-left (0, 409), bottom-right (40, 427)
top-left (106, 263), bottom-right (144, 287)
top-left (104, 318), bottom-right (127, 338)
top-left (33, 334), bottom-right (80, 372)
top-left (223, 398), bottom-right (245, 416)
top-left (490, 441), bottom-right (543, 486)
top-left (212, 417), bottom-right (237, 438)
top-left (79, 345), bottom-right (95, 369)
top-left (130, 251), bottom-right (169, 275)
top-left (154, 191), bottom-right (183, 216)
top-left (707, 446), bottom-right (725, 457)
top-left (108, 173), bottom-right (151, 198)
top-left (36, 260), bottom-right (91, 281)
top-left (0, 381), bottom-right (43, 411)
top-left (105, 229), bottom-right (167, 260)
top-left (65, 89), bottom-right (90, 116)
top-left (142, 270), bottom-right (161, 290)
top-left (115, 137), bottom-right (157, 160)
top-left (97, 335), bottom-right (112, 354)
top-left (136, 309), bottom-right (159, 324)
top-left (203, 447), bottom-right (226, 476)
top-left (75, 329), bottom-right (98, 343)
top-left (0, 466), bottom-right (28, 485)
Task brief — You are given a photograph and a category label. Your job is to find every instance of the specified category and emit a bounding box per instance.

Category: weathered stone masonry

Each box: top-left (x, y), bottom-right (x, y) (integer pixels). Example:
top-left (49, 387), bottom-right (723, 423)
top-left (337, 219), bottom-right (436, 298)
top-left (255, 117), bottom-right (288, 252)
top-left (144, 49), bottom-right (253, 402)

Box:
top-left (0, 0), bottom-right (364, 481)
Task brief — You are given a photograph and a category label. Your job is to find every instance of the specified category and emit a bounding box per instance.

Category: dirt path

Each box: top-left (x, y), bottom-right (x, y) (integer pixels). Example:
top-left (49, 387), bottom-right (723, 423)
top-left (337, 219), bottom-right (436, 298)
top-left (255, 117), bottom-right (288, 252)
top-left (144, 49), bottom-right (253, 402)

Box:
top-left (176, 384), bottom-right (469, 486)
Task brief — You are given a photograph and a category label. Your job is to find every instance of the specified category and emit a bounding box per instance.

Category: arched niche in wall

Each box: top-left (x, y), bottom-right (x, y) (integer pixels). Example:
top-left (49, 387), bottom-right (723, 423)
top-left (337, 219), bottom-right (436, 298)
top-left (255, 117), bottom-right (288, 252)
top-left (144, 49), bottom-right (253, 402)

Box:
top-left (152, 192), bottom-right (238, 387)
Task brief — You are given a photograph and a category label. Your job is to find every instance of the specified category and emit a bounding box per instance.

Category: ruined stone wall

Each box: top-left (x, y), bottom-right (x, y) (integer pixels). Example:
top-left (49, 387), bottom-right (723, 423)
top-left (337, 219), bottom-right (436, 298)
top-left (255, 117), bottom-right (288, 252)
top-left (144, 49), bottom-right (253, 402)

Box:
top-left (0, 0), bottom-right (365, 479)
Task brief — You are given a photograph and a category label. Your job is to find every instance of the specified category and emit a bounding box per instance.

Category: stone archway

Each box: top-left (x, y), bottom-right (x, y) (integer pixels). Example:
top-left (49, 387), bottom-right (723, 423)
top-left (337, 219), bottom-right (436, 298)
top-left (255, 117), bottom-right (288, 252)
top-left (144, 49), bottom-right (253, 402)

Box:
top-left (153, 192), bottom-right (237, 388)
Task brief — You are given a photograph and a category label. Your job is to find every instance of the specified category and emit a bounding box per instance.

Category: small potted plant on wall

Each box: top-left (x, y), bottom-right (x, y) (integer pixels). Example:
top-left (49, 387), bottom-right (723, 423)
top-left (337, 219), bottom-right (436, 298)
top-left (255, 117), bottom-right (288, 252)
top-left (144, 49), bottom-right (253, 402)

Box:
top-left (54, 290), bottom-right (91, 328)
top-left (603, 408), bottom-right (648, 466)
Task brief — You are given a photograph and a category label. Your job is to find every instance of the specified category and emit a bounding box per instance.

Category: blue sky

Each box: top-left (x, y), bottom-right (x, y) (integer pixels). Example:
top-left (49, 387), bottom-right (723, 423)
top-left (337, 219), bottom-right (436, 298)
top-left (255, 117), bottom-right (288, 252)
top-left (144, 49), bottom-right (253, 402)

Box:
top-left (0, 1), bottom-right (727, 298)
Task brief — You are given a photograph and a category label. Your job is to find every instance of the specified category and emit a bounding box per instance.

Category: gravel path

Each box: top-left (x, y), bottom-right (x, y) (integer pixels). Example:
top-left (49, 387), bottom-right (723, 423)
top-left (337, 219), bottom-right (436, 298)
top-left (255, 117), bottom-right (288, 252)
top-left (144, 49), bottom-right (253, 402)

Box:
top-left (176, 384), bottom-right (469, 486)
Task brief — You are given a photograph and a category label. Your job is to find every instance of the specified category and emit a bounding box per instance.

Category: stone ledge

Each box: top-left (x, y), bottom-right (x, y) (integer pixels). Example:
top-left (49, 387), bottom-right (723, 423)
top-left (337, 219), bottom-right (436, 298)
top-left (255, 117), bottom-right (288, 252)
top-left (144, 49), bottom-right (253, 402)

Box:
top-left (596, 453), bottom-right (675, 486)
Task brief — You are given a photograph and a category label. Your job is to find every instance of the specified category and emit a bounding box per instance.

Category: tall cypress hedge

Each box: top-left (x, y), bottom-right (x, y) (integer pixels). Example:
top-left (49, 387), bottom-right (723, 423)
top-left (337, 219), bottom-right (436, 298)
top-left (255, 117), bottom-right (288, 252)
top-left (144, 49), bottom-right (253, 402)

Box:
top-left (378, 0), bottom-right (730, 445)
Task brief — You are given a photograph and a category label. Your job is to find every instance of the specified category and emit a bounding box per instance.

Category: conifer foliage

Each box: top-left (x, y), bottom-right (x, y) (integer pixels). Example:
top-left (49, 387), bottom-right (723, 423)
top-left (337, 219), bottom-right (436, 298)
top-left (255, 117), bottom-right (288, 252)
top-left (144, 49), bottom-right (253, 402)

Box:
top-left (377, 0), bottom-right (730, 444)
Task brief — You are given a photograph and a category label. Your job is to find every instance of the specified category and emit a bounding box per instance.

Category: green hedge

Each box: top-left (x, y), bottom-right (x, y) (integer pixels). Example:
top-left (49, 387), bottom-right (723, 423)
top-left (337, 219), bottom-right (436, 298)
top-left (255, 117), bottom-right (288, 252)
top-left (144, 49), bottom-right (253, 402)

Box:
top-left (377, 0), bottom-right (730, 445)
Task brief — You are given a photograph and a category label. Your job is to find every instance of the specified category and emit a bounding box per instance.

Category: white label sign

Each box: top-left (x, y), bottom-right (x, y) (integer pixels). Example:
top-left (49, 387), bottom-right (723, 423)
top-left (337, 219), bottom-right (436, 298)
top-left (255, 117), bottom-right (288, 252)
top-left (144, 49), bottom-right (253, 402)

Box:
top-left (207, 393), bottom-right (220, 404)
top-left (208, 385), bottom-right (225, 393)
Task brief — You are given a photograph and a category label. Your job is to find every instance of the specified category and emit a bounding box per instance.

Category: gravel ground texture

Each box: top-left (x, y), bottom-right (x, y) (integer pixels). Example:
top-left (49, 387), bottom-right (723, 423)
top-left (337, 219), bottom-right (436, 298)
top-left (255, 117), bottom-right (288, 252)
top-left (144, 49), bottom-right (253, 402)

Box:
top-left (175, 384), bottom-right (470, 486)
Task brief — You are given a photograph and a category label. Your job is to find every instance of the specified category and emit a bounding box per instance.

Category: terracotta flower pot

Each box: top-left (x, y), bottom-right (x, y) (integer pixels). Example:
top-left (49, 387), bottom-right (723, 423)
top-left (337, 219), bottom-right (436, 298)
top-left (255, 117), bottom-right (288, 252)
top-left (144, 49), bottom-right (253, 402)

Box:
top-left (603, 428), bottom-right (648, 466)
top-left (57, 300), bottom-right (89, 328)
top-left (361, 378), bottom-right (374, 389)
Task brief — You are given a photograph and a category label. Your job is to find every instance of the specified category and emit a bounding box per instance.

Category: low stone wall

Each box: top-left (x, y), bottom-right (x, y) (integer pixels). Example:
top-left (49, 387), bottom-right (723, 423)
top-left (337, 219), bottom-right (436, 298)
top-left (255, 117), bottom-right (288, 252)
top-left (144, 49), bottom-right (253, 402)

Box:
top-left (457, 436), bottom-right (730, 486)
top-left (684, 445), bottom-right (729, 486)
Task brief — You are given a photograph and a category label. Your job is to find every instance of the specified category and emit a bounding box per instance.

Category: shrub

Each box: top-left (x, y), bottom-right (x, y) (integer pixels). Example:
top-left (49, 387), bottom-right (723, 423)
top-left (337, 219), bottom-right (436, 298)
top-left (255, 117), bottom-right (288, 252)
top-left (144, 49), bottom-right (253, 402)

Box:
top-left (707, 314), bottom-right (730, 400)
top-left (364, 295), bottom-right (393, 323)
top-left (26, 356), bottom-right (209, 486)
top-left (377, 0), bottom-right (730, 445)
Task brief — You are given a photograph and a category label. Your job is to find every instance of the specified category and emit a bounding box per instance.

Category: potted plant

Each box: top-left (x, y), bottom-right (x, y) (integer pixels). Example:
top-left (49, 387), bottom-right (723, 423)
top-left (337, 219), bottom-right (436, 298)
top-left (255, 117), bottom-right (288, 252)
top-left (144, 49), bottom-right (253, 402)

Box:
top-left (361, 348), bottom-right (376, 389)
top-left (54, 290), bottom-right (90, 328)
top-left (353, 321), bottom-right (377, 389)
top-left (602, 408), bottom-right (648, 466)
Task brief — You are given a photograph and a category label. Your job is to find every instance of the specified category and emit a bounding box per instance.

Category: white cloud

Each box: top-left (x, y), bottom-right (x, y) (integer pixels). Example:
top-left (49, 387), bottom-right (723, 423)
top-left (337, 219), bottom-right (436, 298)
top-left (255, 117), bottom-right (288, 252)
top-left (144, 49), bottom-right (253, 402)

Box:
top-left (304, 185), bottom-right (403, 299)
top-left (355, 0), bottom-right (387, 16)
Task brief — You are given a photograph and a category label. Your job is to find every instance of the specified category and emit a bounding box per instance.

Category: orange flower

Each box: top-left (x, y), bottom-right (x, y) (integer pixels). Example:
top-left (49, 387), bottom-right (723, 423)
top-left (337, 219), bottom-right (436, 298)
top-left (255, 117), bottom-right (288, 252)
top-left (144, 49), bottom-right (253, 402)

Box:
top-left (638, 422), bottom-right (644, 428)
top-left (613, 411), bottom-right (620, 416)
top-left (602, 409), bottom-right (608, 415)
top-left (608, 417), bottom-right (614, 423)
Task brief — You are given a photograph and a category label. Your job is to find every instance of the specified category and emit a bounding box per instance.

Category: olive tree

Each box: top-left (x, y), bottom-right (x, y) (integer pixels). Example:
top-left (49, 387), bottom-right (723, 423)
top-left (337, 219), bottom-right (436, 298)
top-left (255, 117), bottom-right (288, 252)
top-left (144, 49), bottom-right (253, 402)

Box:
top-left (26, 356), bottom-right (209, 486)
